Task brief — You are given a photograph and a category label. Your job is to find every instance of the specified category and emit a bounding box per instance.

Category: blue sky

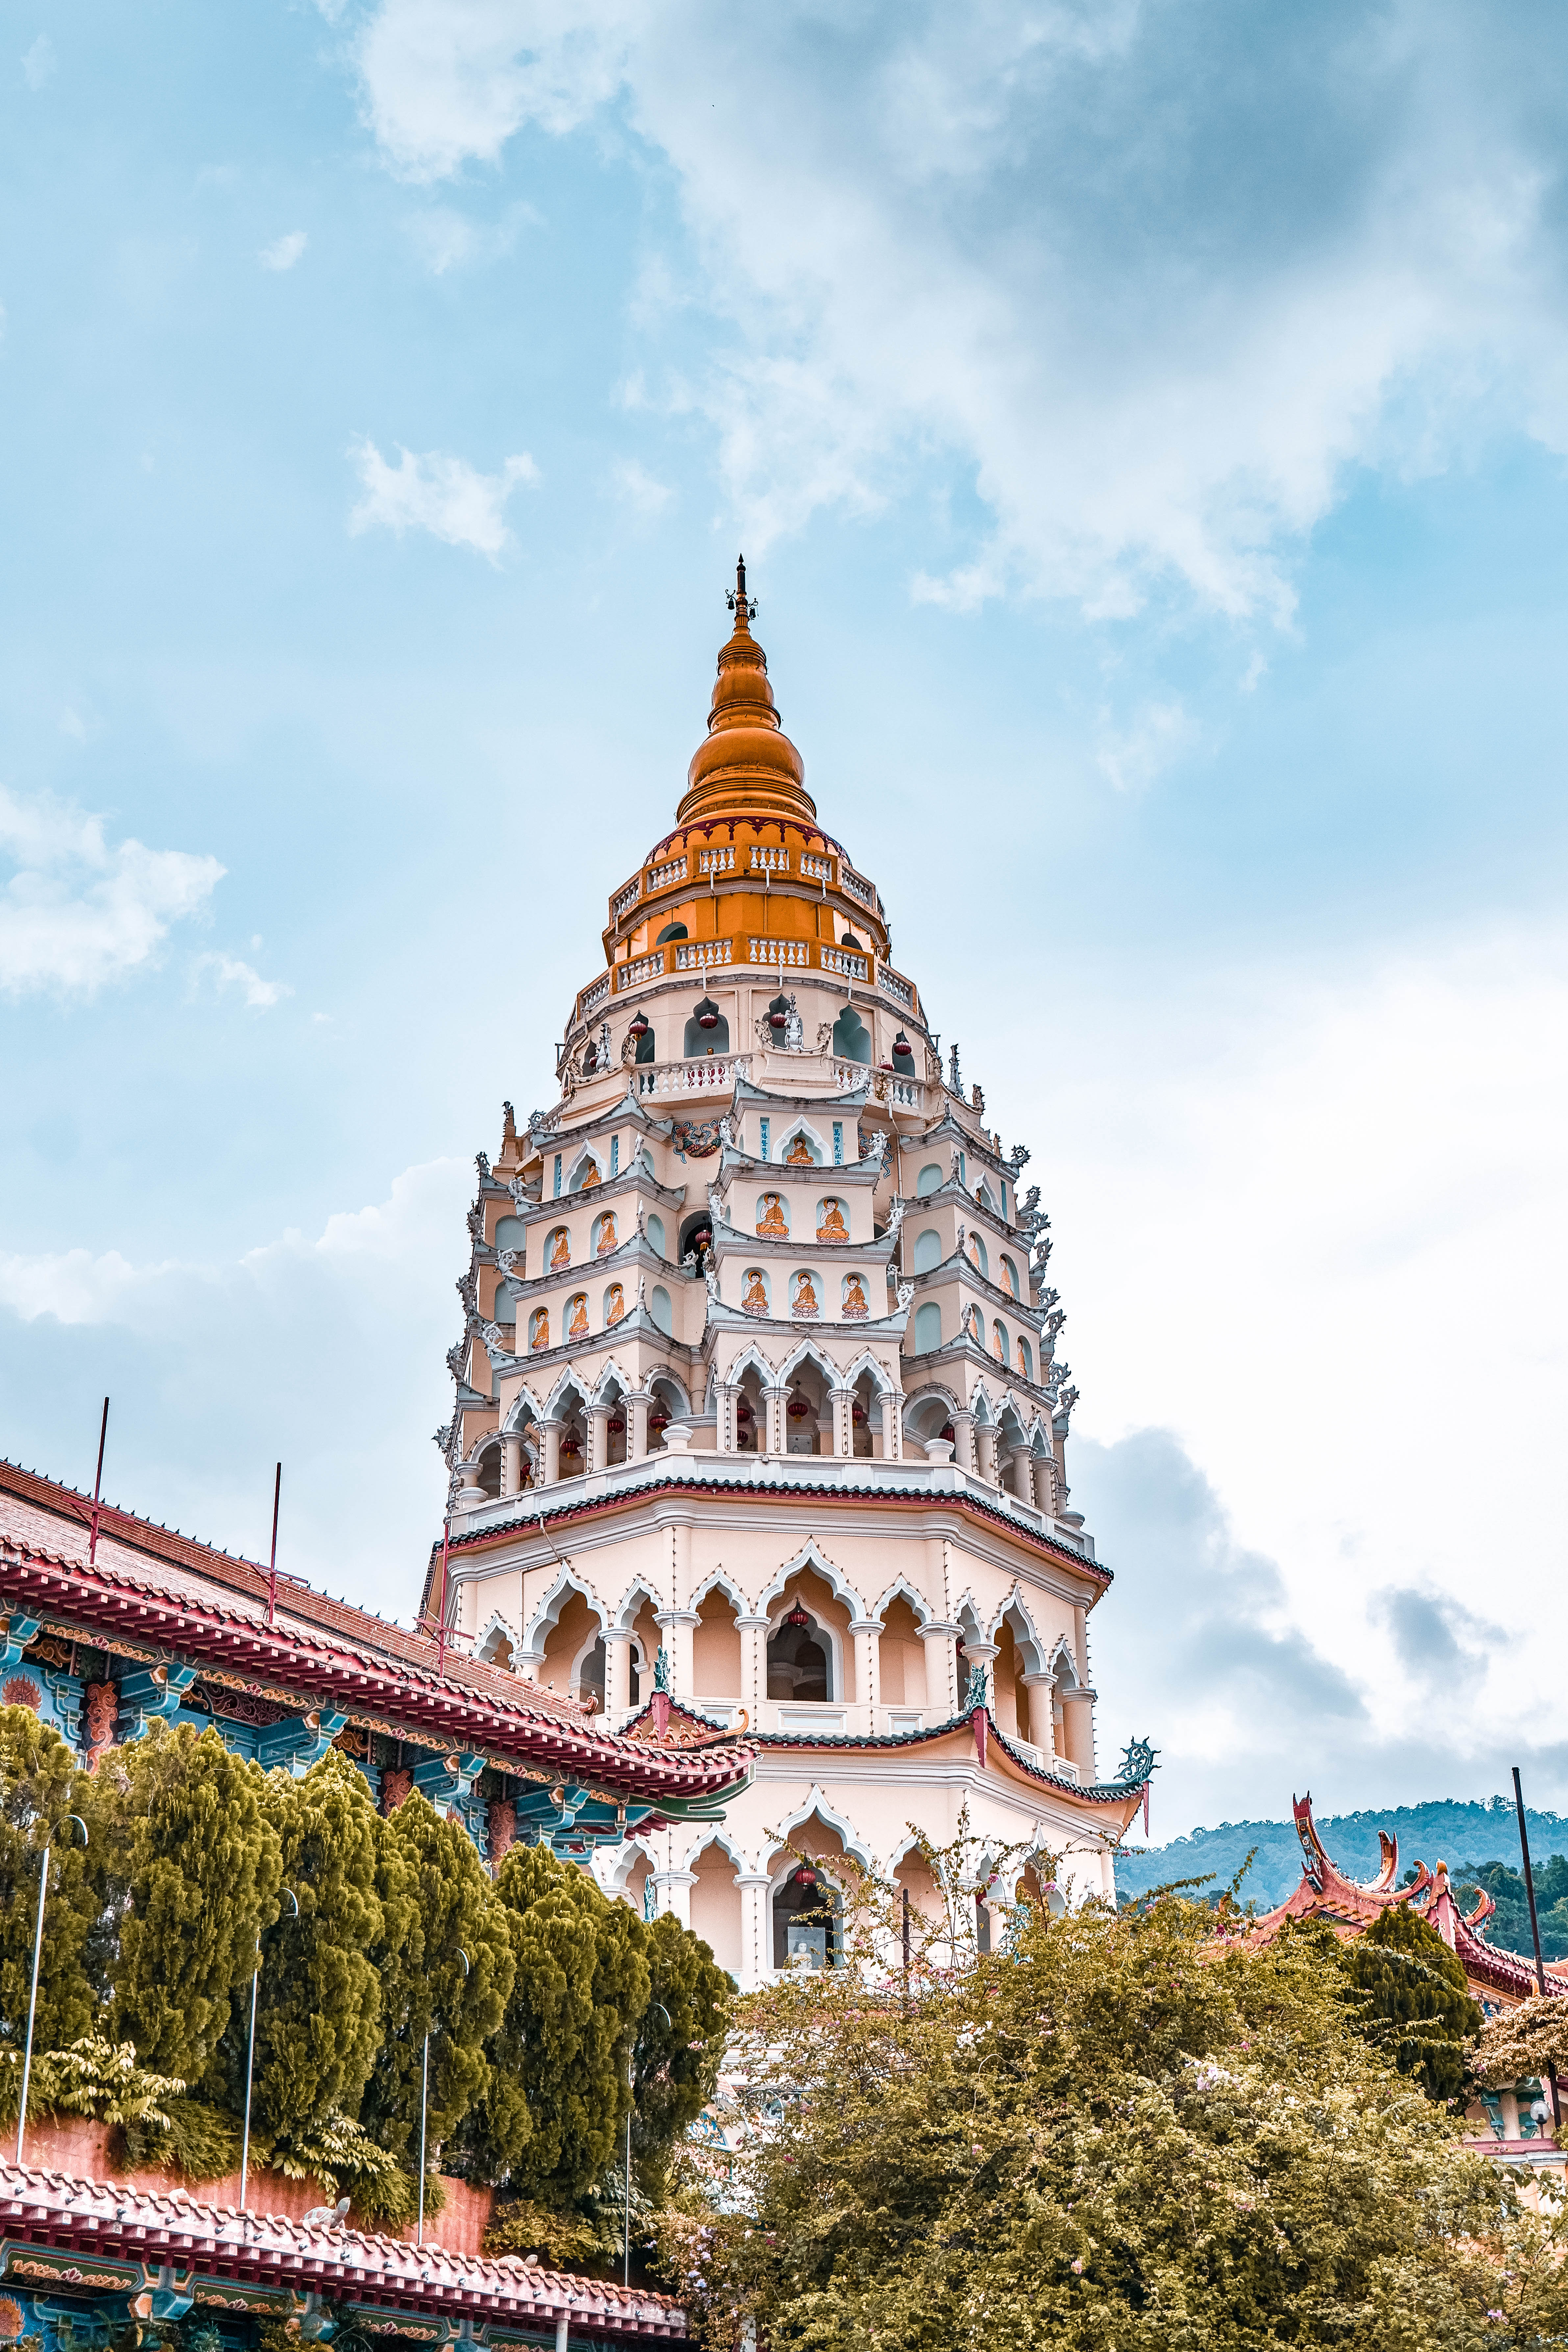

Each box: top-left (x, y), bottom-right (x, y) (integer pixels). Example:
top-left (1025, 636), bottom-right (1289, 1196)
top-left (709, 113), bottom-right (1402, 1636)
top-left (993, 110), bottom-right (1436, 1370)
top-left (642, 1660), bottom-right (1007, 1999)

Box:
top-left (4, 0), bottom-right (1568, 1838)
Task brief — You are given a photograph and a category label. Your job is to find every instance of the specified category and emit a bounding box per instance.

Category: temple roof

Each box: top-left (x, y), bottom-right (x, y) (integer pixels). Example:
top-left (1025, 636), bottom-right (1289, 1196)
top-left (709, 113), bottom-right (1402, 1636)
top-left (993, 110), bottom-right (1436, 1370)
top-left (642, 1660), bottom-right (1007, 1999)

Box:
top-left (1247, 1793), bottom-right (1568, 2005)
top-left (676, 557), bottom-right (814, 829)
top-left (0, 2159), bottom-right (686, 2339)
top-left (0, 1460), bottom-right (752, 1813)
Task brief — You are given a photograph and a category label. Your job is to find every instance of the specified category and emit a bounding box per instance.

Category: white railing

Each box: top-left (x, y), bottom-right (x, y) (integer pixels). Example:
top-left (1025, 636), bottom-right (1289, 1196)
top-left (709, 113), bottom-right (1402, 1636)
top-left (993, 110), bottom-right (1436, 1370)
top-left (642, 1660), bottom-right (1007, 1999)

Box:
top-left (750, 845), bottom-right (789, 873)
top-left (821, 947), bottom-right (868, 980)
top-left (580, 975), bottom-right (610, 1016)
top-left (799, 853), bottom-right (832, 881)
top-left (842, 868), bottom-right (876, 908)
top-left (889, 1077), bottom-right (920, 1107)
top-left (832, 1061), bottom-right (868, 1090)
top-left (750, 937), bottom-right (808, 965)
top-left (611, 879), bottom-right (640, 920)
top-left (648, 855), bottom-right (687, 890)
top-left (635, 1054), bottom-right (752, 1096)
top-left (699, 846), bottom-right (735, 874)
top-left (618, 951), bottom-right (666, 989)
top-left (879, 966), bottom-right (915, 1008)
top-left (675, 939), bottom-right (732, 970)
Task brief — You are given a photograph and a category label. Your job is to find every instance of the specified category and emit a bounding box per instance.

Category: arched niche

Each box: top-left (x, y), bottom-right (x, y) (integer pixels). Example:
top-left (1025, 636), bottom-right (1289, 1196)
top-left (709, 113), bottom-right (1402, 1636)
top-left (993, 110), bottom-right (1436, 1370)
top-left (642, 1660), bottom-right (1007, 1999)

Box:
top-left (878, 1593), bottom-right (928, 1708)
top-left (688, 1839), bottom-right (744, 1980)
top-left (536, 1583), bottom-right (605, 1700)
top-left (692, 1584), bottom-right (743, 1697)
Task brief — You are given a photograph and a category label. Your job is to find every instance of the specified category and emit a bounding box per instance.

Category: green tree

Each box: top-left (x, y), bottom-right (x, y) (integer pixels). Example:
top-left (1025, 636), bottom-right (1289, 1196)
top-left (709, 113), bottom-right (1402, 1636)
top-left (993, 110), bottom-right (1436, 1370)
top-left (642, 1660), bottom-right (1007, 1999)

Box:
top-left (102, 1724), bottom-right (284, 2086)
top-left (1342, 1899), bottom-right (1482, 2101)
top-left (204, 1750), bottom-right (389, 2154)
top-left (466, 1842), bottom-right (650, 2203)
top-left (358, 1792), bottom-right (513, 2174)
top-left (0, 1706), bottom-right (106, 2060)
top-left (632, 1912), bottom-right (730, 2192)
top-left (679, 1826), bottom-right (1568, 2352)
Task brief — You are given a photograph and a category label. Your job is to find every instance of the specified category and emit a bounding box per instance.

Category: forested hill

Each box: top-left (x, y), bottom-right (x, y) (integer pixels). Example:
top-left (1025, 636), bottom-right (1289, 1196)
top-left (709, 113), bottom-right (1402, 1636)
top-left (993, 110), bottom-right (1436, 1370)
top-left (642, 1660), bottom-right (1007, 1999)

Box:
top-left (1114, 1798), bottom-right (1568, 1919)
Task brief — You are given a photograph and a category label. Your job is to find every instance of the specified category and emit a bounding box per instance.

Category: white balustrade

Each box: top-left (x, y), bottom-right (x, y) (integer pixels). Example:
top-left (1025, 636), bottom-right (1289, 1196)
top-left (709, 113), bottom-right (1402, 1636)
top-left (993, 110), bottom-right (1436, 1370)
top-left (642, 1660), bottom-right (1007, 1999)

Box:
top-left (580, 975), bottom-right (611, 1016)
top-left (749, 845), bottom-right (789, 873)
top-left (611, 878), bottom-right (641, 919)
top-left (820, 946), bottom-right (868, 980)
top-left (799, 853), bottom-right (833, 881)
top-left (842, 867), bottom-right (876, 908)
top-left (647, 855), bottom-right (687, 890)
top-left (635, 1054), bottom-right (752, 1096)
top-left (675, 939), bottom-right (732, 970)
top-left (750, 936), bottom-right (808, 965)
top-left (618, 951), bottom-right (666, 988)
top-left (699, 846), bottom-right (735, 874)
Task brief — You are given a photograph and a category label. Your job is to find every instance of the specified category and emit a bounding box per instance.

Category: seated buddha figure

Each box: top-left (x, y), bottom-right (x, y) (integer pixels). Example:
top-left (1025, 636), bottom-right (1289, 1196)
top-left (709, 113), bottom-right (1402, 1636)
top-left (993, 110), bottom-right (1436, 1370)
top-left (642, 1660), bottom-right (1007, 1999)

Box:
top-left (816, 1197), bottom-right (848, 1243)
top-left (595, 1210), bottom-right (618, 1256)
top-left (549, 1227), bottom-right (571, 1270)
top-left (604, 1282), bottom-right (625, 1326)
top-left (742, 1269), bottom-right (770, 1316)
top-left (792, 1271), bottom-right (820, 1317)
top-left (567, 1293), bottom-right (589, 1340)
top-left (529, 1309), bottom-right (550, 1351)
top-left (785, 1132), bottom-right (815, 1166)
top-left (841, 1272), bottom-right (869, 1318)
top-left (756, 1191), bottom-right (788, 1238)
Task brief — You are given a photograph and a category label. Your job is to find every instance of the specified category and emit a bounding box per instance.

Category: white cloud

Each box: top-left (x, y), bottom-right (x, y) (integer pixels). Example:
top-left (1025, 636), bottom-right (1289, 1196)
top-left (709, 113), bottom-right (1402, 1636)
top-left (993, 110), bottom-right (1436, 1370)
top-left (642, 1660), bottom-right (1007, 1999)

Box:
top-left (259, 230), bottom-right (308, 272)
top-left (1094, 700), bottom-right (1198, 795)
top-left (0, 783), bottom-right (224, 999)
top-left (194, 951), bottom-right (291, 1010)
top-left (347, 435), bottom-right (538, 558)
top-left (610, 457), bottom-right (672, 518)
top-left (405, 203), bottom-right (530, 275)
top-left (0, 1158), bottom-right (470, 1614)
top-left (1002, 918), bottom-right (1568, 1828)
top-left (21, 33), bottom-right (55, 90)
top-left (345, 0), bottom-right (1568, 614)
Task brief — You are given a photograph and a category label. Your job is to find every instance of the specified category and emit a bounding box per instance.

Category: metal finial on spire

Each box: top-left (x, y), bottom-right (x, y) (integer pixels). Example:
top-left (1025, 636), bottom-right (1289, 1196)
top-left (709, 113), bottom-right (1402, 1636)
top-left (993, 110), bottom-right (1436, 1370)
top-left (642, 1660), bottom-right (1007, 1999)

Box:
top-left (727, 553), bottom-right (757, 622)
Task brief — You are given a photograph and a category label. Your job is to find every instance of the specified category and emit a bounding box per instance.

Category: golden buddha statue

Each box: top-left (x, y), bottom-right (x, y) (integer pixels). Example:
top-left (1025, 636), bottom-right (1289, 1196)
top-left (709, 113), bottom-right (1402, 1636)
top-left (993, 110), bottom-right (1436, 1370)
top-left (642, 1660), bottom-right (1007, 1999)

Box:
top-left (581, 1164), bottom-right (601, 1189)
top-left (842, 1273), bottom-right (868, 1318)
top-left (793, 1271), bottom-right (819, 1317)
top-left (816, 1198), bottom-right (848, 1243)
top-left (742, 1269), bottom-right (770, 1316)
top-left (596, 1211), bottom-right (618, 1256)
top-left (756, 1191), bottom-right (788, 1237)
top-left (549, 1227), bottom-right (570, 1270)
top-left (529, 1309), bottom-right (550, 1351)
top-left (567, 1293), bottom-right (589, 1340)
top-left (785, 1133), bottom-right (814, 1166)
top-left (605, 1282), bottom-right (625, 1326)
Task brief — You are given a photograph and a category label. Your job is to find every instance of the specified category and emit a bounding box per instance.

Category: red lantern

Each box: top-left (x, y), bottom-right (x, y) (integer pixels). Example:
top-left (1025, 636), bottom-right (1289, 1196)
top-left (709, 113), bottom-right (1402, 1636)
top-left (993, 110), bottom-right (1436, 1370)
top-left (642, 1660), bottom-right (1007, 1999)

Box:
top-left (608, 1413), bottom-right (626, 1435)
top-left (695, 995), bottom-right (720, 1031)
top-left (787, 1388), bottom-right (811, 1422)
top-left (560, 1431), bottom-right (582, 1462)
top-left (628, 1009), bottom-right (650, 1042)
top-left (649, 1404), bottom-right (671, 1435)
top-left (782, 1597), bottom-right (812, 1630)
top-left (737, 1399), bottom-right (753, 1424)
top-left (767, 991), bottom-right (790, 1033)
top-left (852, 1400), bottom-right (869, 1427)
top-left (793, 1864), bottom-right (818, 1887)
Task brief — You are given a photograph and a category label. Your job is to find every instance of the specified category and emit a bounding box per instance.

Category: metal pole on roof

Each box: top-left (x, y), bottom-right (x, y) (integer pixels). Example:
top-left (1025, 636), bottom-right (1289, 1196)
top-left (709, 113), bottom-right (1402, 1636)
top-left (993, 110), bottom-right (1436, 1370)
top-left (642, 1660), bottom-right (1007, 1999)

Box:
top-left (17, 1816), bottom-right (88, 2166)
top-left (1512, 1767), bottom-right (1562, 2132)
top-left (88, 1398), bottom-right (109, 1566)
top-left (266, 1463), bottom-right (282, 1629)
top-left (438, 1518), bottom-right (451, 1676)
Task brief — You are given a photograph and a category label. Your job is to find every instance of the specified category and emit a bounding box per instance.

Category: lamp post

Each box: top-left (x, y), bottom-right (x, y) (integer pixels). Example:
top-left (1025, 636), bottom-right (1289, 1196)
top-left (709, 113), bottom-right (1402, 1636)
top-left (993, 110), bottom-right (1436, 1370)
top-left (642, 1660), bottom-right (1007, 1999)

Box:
top-left (240, 1885), bottom-right (299, 2211)
top-left (418, 1947), bottom-right (469, 2248)
top-left (15, 1813), bottom-right (89, 2166)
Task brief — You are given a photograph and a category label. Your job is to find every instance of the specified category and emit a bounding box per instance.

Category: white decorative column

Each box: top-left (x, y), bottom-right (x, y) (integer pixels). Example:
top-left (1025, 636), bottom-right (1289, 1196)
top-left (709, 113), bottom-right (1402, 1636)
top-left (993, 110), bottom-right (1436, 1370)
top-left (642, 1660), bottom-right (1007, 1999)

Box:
top-left (737, 1614), bottom-right (770, 1719)
top-left (736, 1869), bottom-right (774, 1989)
top-left (1061, 1687), bottom-right (1097, 1777)
top-left (653, 1867), bottom-right (696, 1927)
top-left (836, 1390), bottom-right (854, 1458)
top-left (657, 1607), bottom-right (699, 1696)
top-left (586, 1404), bottom-right (610, 1475)
top-left (919, 1622), bottom-right (960, 1718)
top-left (628, 1393), bottom-right (650, 1460)
top-left (1021, 1671), bottom-right (1053, 1749)
top-left (539, 1419), bottom-right (562, 1484)
top-left (850, 1617), bottom-right (881, 1726)
top-left (975, 1423), bottom-right (998, 1484)
top-left (501, 1432), bottom-right (521, 1496)
top-left (603, 1626), bottom-right (634, 1719)
top-left (716, 1380), bottom-right (739, 1453)
top-left (763, 1384), bottom-right (788, 1456)
top-left (457, 1471), bottom-right (487, 1512)
top-left (1030, 1452), bottom-right (1055, 1514)
top-left (884, 1389), bottom-right (904, 1461)
top-left (952, 1409), bottom-right (977, 1474)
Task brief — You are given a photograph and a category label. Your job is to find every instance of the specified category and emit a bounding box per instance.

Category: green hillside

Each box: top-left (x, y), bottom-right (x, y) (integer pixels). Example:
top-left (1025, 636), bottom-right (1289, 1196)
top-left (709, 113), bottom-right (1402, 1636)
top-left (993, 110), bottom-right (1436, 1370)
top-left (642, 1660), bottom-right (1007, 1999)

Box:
top-left (1115, 1796), bottom-right (1568, 1952)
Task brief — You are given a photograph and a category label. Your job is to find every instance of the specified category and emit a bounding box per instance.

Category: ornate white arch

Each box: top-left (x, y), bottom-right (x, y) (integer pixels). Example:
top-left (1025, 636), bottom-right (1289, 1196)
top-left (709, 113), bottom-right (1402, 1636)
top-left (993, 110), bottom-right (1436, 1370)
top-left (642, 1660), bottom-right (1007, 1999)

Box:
top-left (475, 1606), bottom-right (520, 1664)
top-left (724, 1339), bottom-right (778, 1388)
top-left (524, 1565), bottom-right (607, 1655)
top-left (872, 1574), bottom-right (934, 1627)
top-left (610, 1579), bottom-right (663, 1633)
top-left (1046, 1632), bottom-right (1082, 1688)
top-left (839, 1347), bottom-right (900, 1397)
top-left (989, 1587), bottom-right (1047, 1674)
top-left (500, 1383), bottom-right (545, 1433)
top-left (690, 1568), bottom-right (750, 1617)
top-left (680, 1825), bottom-right (748, 1873)
top-left (645, 1365), bottom-right (693, 1414)
top-left (541, 1366), bottom-right (592, 1420)
top-left (758, 1538), bottom-right (867, 1622)
top-left (567, 1143), bottom-right (609, 1191)
top-left (590, 1357), bottom-right (635, 1405)
top-left (773, 1115), bottom-right (828, 1166)
top-left (764, 1785), bottom-right (875, 1871)
top-left (776, 1335), bottom-right (847, 1391)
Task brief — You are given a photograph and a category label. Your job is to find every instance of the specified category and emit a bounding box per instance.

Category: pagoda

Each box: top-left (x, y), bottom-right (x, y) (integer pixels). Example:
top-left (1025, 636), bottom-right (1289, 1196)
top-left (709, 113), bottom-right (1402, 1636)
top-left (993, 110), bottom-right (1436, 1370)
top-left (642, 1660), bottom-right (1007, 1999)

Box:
top-left (433, 562), bottom-right (1149, 1980)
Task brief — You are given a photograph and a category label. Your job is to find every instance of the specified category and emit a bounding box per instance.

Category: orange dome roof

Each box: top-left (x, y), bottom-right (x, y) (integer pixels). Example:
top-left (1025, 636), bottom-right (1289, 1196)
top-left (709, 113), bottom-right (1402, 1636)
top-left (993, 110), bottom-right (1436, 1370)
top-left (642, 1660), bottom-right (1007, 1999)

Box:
top-left (676, 559), bottom-right (816, 827)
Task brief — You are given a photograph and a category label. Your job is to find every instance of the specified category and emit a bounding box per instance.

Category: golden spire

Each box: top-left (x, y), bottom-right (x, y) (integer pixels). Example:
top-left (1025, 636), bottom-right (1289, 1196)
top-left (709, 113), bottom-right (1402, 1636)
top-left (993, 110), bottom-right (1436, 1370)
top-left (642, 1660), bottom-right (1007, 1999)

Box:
top-left (675, 557), bottom-right (816, 827)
